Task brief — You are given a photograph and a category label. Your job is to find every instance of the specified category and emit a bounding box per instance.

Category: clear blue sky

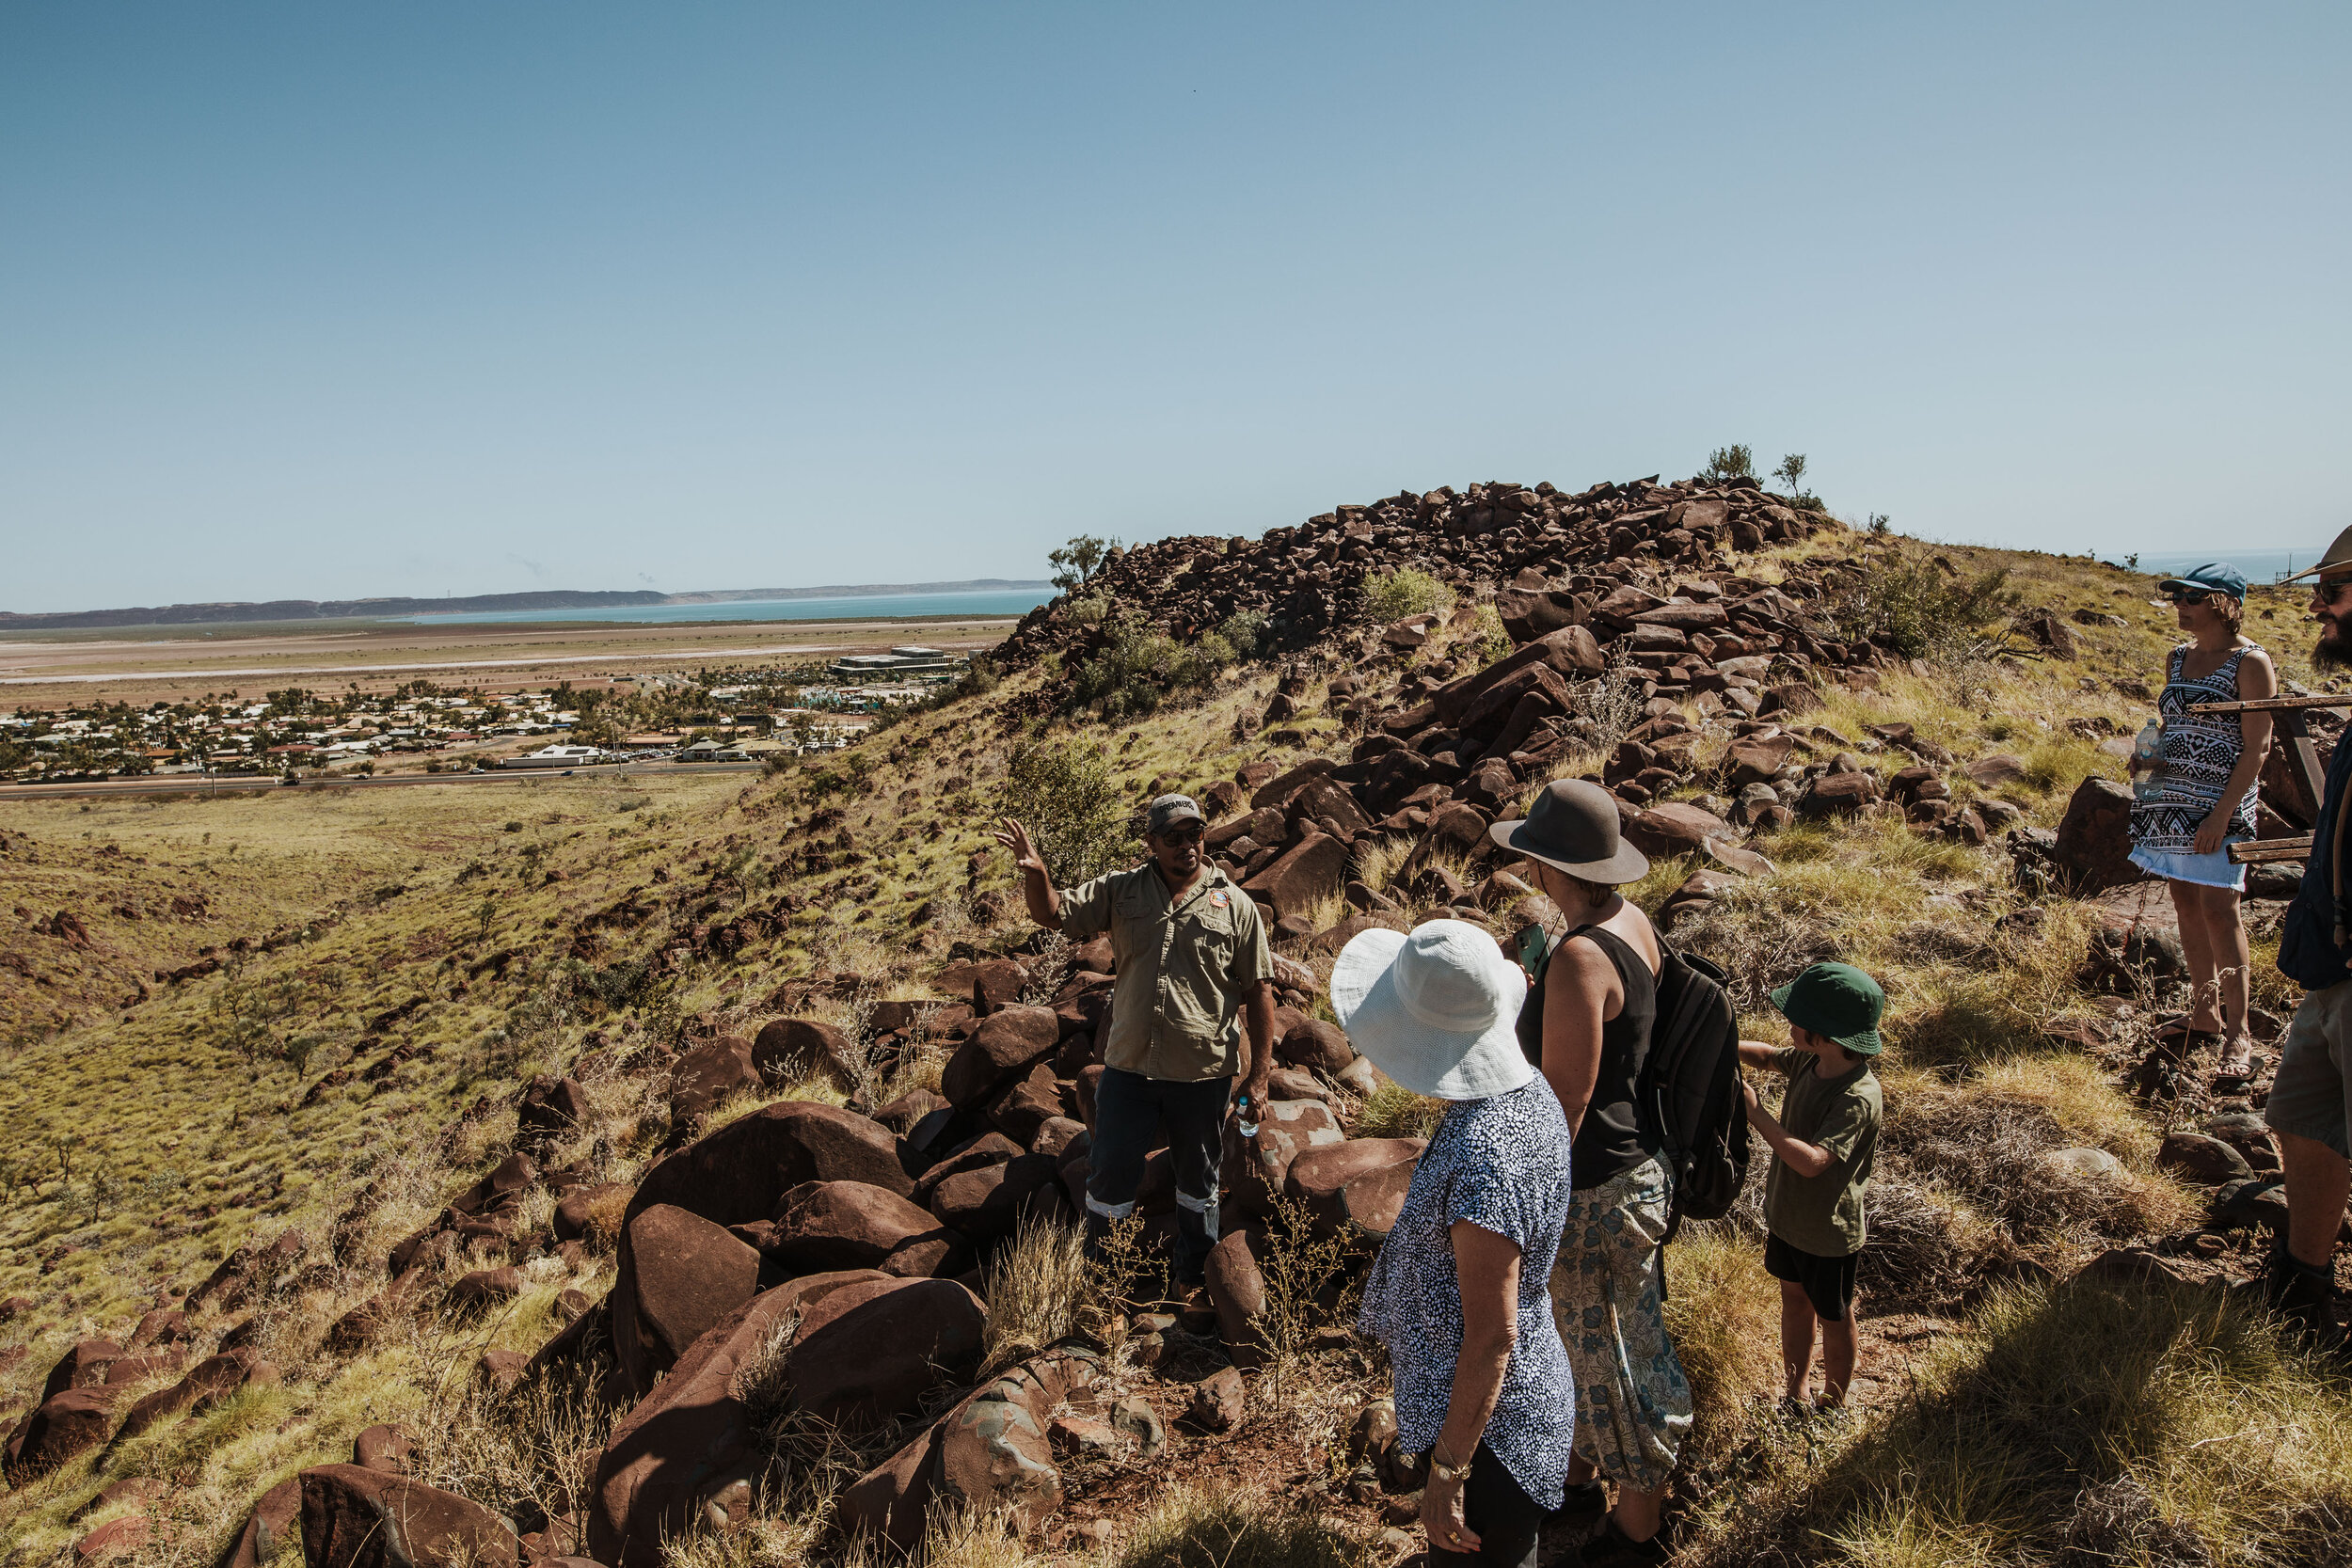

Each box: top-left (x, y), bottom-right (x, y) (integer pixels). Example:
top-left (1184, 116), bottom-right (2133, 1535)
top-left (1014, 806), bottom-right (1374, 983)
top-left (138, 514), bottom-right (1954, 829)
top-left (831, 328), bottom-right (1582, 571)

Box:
top-left (4, 3), bottom-right (2344, 613)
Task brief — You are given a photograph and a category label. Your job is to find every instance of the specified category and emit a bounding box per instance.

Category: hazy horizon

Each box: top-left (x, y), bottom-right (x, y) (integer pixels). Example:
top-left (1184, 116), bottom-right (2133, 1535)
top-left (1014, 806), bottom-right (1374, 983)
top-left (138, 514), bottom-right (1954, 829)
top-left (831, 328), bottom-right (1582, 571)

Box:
top-left (6, 3), bottom-right (2345, 612)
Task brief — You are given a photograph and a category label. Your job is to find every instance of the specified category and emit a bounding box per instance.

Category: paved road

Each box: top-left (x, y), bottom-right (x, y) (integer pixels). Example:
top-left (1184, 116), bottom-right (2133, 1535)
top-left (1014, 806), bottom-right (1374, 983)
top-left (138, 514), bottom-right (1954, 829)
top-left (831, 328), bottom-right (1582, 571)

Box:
top-left (0, 762), bottom-right (768, 802)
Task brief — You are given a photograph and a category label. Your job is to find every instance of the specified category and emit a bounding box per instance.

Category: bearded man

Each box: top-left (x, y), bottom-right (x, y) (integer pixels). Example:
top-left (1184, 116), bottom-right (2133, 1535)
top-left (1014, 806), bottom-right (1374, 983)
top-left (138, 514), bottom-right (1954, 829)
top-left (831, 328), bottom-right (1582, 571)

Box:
top-left (2266, 532), bottom-right (2352, 1355)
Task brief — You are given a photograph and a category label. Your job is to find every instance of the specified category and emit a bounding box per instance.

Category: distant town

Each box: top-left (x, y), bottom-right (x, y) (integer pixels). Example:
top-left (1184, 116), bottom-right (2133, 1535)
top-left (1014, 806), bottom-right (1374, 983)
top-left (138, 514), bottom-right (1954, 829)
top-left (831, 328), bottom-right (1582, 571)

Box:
top-left (0, 644), bottom-right (970, 784)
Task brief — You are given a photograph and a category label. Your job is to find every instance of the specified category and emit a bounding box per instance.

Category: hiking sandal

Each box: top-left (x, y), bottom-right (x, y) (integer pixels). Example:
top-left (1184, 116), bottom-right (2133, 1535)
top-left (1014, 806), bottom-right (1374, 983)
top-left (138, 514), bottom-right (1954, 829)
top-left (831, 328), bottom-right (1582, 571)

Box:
top-left (2213, 1036), bottom-right (2260, 1088)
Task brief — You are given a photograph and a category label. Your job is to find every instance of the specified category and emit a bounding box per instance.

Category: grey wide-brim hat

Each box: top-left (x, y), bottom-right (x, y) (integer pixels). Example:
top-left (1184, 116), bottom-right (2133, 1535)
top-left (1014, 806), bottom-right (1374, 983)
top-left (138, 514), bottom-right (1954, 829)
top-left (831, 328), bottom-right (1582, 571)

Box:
top-left (1331, 919), bottom-right (1534, 1101)
top-left (1489, 778), bottom-right (1650, 884)
top-left (2283, 525), bottom-right (2352, 583)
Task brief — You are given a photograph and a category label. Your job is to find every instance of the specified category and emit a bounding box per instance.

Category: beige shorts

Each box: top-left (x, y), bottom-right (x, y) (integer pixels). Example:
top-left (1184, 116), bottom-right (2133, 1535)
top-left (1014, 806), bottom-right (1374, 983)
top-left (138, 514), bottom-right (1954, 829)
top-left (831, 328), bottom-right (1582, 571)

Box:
top-left (2267, 983), bottom-right (2352, 1159)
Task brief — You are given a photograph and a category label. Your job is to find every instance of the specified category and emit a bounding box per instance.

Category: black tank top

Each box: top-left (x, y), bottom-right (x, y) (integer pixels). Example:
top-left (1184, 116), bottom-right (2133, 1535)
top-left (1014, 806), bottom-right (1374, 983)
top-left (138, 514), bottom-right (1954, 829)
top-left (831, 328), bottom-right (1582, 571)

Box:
top-left (1517, 924), bottom-right (1661, 1190)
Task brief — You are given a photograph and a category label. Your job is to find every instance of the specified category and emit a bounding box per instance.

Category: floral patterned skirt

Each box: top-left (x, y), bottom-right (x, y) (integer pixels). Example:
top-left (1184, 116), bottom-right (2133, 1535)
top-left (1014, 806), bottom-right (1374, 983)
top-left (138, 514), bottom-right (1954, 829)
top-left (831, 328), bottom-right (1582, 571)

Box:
top-left (1546, 1155), bottom-right (1693, 1493)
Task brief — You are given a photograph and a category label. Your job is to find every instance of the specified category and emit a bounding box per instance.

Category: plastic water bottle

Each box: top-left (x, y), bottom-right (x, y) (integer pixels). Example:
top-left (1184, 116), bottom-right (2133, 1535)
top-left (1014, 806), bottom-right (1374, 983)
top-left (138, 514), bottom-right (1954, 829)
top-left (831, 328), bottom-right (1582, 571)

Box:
top-left (1235, 1094), bottom-right (1260, 1139)
top-left (2130, 718), bottom-right (2167, 801)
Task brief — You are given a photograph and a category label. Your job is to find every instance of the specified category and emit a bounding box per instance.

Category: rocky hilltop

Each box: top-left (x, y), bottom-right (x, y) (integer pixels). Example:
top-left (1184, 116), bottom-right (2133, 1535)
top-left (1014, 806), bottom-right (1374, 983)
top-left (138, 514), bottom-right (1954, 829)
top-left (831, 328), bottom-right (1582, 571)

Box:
top-left (1, 477), bottom-right (2345, 1568)
top-left (996, 474), bottom-right (1832, 667)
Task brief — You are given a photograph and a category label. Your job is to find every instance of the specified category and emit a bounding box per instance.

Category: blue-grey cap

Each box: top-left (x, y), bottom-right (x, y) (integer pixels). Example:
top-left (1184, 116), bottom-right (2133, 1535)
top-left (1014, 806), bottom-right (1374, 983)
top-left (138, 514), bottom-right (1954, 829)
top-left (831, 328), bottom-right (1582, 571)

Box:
top-left (1145, 793), bottom-right (1204, 833)
top-left (2156, 562), bottom-right (2247, 599)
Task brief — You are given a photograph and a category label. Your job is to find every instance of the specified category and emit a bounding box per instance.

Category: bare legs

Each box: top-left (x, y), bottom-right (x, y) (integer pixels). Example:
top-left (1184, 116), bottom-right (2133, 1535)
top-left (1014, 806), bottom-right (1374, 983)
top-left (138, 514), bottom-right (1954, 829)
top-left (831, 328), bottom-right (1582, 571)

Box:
top-left (1562, 1453), bottom-right (1667, 1542)
top-left (2280, 1129), bottom-right (2352, 1271)
top-left (1776, 1280), bottom-right (1856, 1406)
top-left (2167, 878), bottom-right (2253, 1075)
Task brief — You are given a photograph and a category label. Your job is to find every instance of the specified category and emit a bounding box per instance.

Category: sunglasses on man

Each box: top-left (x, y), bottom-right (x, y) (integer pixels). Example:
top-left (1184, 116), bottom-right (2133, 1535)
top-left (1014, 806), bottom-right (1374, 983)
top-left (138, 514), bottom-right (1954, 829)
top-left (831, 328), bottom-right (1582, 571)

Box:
top-left (1153, 824), bottom-right (1206, 846)
top-left (2161, 589), bottom-right (2216, 606)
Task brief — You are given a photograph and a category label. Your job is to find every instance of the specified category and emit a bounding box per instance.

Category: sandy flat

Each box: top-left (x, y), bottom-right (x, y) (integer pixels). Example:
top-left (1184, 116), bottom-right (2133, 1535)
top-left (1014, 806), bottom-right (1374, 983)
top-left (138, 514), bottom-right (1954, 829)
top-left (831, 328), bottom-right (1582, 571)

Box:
top-left (0, 616), bottom-right (1016, 705)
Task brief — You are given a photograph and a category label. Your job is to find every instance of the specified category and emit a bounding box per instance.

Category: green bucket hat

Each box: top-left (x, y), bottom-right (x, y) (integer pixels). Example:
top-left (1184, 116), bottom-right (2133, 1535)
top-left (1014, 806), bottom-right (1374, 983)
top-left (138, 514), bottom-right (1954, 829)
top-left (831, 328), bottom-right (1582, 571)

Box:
top-left (1770, 962), bottom-right (1885, 1055)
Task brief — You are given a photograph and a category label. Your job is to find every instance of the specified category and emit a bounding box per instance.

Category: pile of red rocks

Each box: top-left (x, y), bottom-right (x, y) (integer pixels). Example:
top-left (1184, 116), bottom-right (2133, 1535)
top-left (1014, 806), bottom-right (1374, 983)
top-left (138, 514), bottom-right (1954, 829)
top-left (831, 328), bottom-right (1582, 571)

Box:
top-left (995, 474), bottom-right (1836, 668)
top-left (453, 930), bottom-right (1427, 1562)
top-left (1155, 611), bottom-right (2021, 949)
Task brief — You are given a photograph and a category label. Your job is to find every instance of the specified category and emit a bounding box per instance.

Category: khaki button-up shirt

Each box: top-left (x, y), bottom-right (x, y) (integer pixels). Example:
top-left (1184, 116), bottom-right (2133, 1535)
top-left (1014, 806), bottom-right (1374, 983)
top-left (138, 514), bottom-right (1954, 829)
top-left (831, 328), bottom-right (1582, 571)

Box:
top-left (1059, 863), bottom-right (1273, 1082)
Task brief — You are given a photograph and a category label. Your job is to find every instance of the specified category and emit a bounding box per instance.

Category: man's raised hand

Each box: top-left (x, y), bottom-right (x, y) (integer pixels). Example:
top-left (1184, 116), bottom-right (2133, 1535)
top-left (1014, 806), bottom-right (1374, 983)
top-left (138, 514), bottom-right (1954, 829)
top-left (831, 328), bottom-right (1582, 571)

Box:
top-left (993, 818), bottom-right (1048, 879)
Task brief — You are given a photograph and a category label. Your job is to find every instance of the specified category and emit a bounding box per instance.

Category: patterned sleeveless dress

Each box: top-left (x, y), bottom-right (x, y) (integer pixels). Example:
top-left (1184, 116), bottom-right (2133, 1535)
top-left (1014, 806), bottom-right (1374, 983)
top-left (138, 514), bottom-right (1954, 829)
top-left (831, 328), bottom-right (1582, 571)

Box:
top-left (2127, 641), bottom-right (2262, 885)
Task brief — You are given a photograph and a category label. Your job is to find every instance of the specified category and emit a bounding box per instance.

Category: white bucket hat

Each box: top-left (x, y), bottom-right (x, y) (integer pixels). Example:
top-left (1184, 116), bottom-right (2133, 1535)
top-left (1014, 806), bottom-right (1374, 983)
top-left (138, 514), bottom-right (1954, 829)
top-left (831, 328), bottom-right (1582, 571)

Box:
top-left (1330, 919), bottom-right (1534, 1101)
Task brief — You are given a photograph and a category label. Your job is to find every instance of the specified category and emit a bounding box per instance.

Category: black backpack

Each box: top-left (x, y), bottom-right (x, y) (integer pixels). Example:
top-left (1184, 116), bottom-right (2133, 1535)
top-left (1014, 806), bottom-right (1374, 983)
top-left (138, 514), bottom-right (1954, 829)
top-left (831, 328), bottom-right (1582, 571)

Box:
top-left (1518, 925), bottom-right (1750, 1244)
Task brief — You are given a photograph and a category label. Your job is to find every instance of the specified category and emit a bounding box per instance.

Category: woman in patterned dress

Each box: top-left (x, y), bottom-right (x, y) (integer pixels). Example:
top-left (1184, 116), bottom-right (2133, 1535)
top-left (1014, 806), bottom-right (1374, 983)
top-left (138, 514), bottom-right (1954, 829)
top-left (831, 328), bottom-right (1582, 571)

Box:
top-left (2128, 563), bottom-right (2275, 1085)
top-left (1343, 920), bottom-right (1575, 1568)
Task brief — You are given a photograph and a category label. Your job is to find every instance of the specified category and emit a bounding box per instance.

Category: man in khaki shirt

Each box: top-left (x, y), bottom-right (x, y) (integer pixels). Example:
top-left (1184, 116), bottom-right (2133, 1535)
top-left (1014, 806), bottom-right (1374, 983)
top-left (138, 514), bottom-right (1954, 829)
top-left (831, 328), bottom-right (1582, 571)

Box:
top-left (995, 794), bottom-right (1275, 1290)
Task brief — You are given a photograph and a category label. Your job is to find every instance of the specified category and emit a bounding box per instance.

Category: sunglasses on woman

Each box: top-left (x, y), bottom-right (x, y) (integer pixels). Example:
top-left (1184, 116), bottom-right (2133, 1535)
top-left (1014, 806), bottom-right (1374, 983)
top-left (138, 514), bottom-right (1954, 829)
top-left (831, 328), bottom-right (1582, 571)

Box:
top-left (2163, 589), bottom-right (2215, 606)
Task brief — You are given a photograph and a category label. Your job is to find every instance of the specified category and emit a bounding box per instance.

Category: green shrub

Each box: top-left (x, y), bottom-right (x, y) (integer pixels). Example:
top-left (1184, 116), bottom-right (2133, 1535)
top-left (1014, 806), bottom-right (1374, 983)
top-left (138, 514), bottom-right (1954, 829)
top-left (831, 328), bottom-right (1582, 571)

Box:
top-left (1828, 551), bottom-right (2022, 661)
top-left (1359, 567), bottom-right (1455, 626)
top-left (1706, 443), bottom-right (1756, 481)
top-left (1003, 739), bottom-right (1130, 883)
top-left (1213, 608), bottom-right (1268, 658)
top-left (1068, 609), bottom-right (1227, 721)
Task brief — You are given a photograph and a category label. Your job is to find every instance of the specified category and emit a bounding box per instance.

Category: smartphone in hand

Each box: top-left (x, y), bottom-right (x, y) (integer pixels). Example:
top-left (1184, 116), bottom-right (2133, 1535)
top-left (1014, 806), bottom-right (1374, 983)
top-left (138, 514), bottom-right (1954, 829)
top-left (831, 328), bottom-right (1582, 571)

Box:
top-left (1515, 922), bottom-right (1551, 983)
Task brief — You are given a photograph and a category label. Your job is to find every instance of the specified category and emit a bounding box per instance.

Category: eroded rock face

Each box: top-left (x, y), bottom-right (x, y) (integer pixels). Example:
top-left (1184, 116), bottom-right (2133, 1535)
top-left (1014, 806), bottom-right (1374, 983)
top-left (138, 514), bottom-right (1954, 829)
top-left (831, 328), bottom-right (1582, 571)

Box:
top-left (941, 1006), bottom-right (1060, 1109)
top-left (612, 1203), bottom-right (762, 1398)
top-left (297, 1465), bottom-right (519, 1568)
top-left (634, 1101), bottom-right (913, 1221)
top-left (2055, 775), bottom-right (2144, 895)
top-left (5, 1387), bottom-right (116, 1482)
top-left (930, 1152), bottom-right (1064, 1246)
top-left (589, 1276), bottom-right (984, 1567)
top-left (751, 1018), bottom-right (861, 1089)
top-left (1224, 1099), bottom-right (1343, 1218)
top-left (1277, 1020), bottom-right (1356, 1075)
top-left (783, 1277), bottom-right (987, 1430)
top-left (839, 1344), bottom-right (1102, 1551)
top-left (587, 1286), bottom-right (808, 1568)
top-left (1284, 1138), bottom-right (1424, 1241)
top-left (770, 1180), bottom-right (969, 1277)
top-left (668, 1036), bottom-right (760, 1128)
top-left (115, 1349), bottom-right (271, 1440)
top-left (216, 1477), bottom-right (304, 1568)
top-left (1203, 1226), bottom-right (1269, 1359)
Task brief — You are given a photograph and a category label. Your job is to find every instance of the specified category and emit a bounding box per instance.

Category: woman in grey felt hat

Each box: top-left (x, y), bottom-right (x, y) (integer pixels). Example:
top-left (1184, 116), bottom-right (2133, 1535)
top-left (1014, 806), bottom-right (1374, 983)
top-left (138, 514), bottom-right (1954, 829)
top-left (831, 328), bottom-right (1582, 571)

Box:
top-left (1343, 919), bottom-right (1575, 1568)
top-left (1488, 779), bottom-right (1690, 1566)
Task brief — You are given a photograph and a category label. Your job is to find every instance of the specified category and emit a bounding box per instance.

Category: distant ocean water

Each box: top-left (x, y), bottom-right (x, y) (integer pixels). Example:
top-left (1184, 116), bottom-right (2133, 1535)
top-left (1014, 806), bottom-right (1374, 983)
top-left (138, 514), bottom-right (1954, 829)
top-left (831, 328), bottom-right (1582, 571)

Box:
top-left (401, 589), bottom-right (1052, 626)
top-left (2133, 550), bottom-right (2310, 584)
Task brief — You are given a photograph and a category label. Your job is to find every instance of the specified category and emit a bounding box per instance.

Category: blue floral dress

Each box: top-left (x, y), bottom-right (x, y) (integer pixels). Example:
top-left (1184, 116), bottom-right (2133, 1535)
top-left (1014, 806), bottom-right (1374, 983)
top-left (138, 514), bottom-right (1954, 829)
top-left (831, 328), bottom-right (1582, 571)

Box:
top-left (1359, 1077), bottom-right (1577, 1510)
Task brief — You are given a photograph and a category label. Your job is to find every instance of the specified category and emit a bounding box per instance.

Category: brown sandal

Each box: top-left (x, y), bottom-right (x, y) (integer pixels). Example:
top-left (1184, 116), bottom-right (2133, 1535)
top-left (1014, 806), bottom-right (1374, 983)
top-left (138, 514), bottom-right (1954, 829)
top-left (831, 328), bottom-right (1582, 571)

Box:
top-left (2214, 1037), bottom-right (2260, 1087)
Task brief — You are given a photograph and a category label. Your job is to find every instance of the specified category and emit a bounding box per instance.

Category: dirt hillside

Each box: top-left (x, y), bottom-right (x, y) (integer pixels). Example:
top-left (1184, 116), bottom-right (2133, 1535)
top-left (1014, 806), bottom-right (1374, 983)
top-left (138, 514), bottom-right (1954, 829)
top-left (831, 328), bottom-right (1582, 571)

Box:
top-left (2, 479), bottom-right (2346, 1568)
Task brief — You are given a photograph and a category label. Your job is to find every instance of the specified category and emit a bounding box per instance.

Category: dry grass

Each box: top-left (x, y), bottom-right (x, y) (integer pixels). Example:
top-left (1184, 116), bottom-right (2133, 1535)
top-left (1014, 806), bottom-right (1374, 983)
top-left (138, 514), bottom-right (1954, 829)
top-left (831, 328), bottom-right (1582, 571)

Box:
top-left (981, 1217), bottom-right (1089, 1374)
top-left (1659, 1224), bottom-right (1784, 1468)
top-left (1880, 1082), bottom-right (2191, 1253)
top-left (1109, 1481), bottom-right (1370, 1568)
top-left (1348, 1082), bottom-right (1443, 1142)
top-left (1684, 1277), bottom-right (2352, 1567)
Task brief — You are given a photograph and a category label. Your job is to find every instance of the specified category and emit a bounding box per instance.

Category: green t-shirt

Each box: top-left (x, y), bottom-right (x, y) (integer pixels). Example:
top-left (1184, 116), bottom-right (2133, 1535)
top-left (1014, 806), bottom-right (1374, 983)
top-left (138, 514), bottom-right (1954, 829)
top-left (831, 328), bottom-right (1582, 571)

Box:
top-left (1058, 863), bottom-right (1273, 1083)
top-left (1761, 1047), bottom-right (1882, 1258)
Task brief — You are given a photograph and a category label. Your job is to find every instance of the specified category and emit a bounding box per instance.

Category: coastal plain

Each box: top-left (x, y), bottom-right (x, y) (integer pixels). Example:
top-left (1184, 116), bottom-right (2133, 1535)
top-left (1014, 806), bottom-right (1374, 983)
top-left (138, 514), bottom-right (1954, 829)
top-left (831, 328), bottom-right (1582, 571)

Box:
top-left (0, 615), bottom-right (1016, 707)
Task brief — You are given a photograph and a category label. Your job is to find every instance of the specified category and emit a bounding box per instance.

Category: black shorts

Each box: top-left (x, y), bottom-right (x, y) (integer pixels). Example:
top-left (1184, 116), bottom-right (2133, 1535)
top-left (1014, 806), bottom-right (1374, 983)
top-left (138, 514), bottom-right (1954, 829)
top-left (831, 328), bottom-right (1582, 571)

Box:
top-left (1766, 1233), bottom-right (1859, 1323)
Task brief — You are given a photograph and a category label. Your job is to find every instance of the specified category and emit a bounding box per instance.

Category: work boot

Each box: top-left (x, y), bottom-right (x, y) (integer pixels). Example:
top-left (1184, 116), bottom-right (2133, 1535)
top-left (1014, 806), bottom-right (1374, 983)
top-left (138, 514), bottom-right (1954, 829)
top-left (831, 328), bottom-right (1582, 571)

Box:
top-left (2265, 1243), bottom-right (2346, 1355)
top-left (1577, 1516), bottom-right (1668, 1568)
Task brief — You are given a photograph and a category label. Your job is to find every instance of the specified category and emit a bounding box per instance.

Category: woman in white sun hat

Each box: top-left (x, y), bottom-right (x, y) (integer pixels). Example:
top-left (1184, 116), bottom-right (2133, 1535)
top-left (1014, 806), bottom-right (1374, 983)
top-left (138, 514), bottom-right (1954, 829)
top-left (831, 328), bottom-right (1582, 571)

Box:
top-left (1343, 919), bottom-right (1575, 1568)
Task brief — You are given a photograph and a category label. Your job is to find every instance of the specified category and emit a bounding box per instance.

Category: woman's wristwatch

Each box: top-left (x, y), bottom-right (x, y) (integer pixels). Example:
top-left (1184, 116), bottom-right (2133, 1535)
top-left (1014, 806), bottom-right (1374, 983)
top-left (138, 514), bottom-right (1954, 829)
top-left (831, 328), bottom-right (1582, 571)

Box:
top-left (1428, 1442), bottom-right (1472, 1485)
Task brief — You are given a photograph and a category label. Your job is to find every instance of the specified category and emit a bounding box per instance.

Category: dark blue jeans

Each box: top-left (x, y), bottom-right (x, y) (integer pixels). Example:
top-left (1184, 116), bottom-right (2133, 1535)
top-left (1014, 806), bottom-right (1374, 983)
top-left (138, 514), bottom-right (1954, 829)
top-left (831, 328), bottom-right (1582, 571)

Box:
top-left (1085, 1067), bottom-right (1231, 1286)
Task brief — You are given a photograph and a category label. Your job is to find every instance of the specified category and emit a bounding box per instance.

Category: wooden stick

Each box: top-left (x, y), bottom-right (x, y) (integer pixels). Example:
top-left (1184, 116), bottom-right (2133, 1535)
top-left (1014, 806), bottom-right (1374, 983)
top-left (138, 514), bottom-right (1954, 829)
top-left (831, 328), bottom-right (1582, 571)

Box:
top-left (2187, 694), bottom-right (2351, 714)
top-left (2230, 838), bottom-right (2311, 865)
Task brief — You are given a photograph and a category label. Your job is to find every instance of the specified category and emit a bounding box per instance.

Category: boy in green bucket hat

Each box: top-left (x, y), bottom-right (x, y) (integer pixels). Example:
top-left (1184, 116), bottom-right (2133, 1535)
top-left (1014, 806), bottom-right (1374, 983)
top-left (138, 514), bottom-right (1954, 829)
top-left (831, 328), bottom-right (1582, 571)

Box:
top-left (1736, 962), bottom-right (1886, 1410)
